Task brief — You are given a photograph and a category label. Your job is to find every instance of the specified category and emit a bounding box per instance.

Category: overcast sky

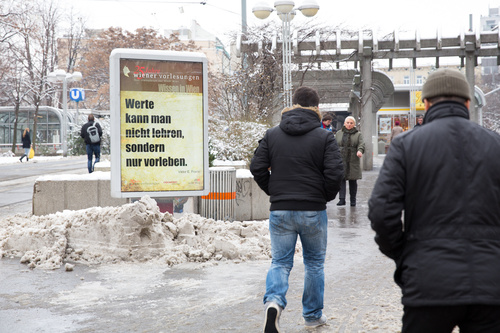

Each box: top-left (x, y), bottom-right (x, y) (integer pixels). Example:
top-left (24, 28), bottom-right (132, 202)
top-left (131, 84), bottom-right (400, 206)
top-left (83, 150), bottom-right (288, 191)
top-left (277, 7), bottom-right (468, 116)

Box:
top-left (62, 0), bottom-right (498, 41)
top-left (61, 0), bottom-right (499, 68)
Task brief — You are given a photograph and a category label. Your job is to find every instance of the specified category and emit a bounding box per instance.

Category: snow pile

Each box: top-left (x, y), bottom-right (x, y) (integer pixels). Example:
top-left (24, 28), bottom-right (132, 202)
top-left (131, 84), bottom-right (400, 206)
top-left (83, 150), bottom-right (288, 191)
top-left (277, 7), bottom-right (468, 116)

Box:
top-left (1, 150), bottom-right (15, 158)
top-left (0, 196), bottom-right (272, 270)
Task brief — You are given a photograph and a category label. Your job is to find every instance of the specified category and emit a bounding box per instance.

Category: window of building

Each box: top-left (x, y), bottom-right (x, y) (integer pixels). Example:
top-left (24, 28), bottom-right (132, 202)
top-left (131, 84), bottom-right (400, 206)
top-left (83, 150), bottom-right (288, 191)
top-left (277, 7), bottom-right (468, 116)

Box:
top-left (403, 76), bottom-right (410, 85)
top-left (416, 75), bottom-right (423, 85)
top-left (0, 108), bottom-right (67, 151)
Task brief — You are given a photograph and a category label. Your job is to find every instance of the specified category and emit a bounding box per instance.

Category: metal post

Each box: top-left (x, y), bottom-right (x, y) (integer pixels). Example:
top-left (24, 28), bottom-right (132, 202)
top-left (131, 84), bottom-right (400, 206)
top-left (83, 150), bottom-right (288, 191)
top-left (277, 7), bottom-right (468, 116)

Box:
top-left (361, 47), bottom-right (373, 171)
top-left (241, 0), bottom-right (247, 35)
top-left (76, 101), bottom-right (79, 126)
top-left (465, 42), bottom-right (477, 123)
top-left (62, 78), bottom-right (68, 157)
top-left (281, 13), bottom-right (292, 108)
top-left (409, 60), bottom-right (416, 129)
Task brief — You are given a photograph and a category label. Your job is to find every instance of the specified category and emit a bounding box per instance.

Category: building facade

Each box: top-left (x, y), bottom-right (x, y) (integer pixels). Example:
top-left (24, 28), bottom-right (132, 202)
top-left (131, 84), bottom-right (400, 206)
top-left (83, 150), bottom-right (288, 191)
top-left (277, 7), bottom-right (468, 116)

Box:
top-left (0, 106), bottom-right (71, 153)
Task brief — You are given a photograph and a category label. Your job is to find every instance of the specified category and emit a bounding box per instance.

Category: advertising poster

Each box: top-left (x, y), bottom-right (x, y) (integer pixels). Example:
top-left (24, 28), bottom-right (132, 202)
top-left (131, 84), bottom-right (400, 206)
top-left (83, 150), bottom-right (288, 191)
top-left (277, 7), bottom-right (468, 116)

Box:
top-left (414, 91), bottom-right (425, 110)
top-left (379, 117), bottom-right (391, 134)
top-left (110, 49), bottom-right (208, 198)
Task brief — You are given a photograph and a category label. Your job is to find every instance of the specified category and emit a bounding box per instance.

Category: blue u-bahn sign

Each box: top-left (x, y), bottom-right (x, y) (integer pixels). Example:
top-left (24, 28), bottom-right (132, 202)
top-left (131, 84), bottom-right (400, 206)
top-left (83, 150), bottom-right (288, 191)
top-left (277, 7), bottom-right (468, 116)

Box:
top-left (70, 88), bottom-right (85, 102)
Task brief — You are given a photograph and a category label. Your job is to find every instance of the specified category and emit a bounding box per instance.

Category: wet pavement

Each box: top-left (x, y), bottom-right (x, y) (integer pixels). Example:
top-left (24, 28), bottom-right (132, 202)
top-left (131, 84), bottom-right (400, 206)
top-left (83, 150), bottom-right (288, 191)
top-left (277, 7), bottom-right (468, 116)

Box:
top-left (0, 156), bottom-right (404, 333)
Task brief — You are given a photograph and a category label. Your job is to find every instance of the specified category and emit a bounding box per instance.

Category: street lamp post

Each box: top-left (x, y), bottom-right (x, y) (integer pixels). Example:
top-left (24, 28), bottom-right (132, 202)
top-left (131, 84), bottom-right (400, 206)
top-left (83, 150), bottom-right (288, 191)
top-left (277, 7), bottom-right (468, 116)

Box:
top-left (48, 69), bottom-right (83, 157)
top-left (253, 0), bottom-right (320, 107)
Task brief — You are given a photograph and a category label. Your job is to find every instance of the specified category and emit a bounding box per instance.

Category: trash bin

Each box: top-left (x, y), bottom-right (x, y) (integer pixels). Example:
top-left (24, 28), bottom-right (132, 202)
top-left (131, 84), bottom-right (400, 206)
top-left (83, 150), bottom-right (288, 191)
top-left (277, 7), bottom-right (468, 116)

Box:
top-left (200, 167), bottom-right (236, 221)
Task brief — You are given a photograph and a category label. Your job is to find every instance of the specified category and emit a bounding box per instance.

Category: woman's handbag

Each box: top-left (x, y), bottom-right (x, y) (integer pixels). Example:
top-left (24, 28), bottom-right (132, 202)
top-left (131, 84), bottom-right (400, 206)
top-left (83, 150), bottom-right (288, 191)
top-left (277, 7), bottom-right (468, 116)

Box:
top-left (29, 147), bottom-right (35, 159)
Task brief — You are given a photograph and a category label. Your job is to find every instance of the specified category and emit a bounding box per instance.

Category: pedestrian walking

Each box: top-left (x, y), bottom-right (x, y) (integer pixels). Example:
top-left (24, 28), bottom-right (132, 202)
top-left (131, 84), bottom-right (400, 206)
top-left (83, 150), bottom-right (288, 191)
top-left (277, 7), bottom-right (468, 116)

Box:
top-left (250, 86), bottom-right (343, 332)
top-left (80, 114), bottom-right (103, 173)
top-left (335, 116), bottom-right (365, 206)
top-left (390, 120), bottom-right (403, 141)
top-left (368, 68), bottom-right (500, 333)
top-left (19, 128), bottom-right (31, 162)
top-left (321, 114), bottom-right (333, 131)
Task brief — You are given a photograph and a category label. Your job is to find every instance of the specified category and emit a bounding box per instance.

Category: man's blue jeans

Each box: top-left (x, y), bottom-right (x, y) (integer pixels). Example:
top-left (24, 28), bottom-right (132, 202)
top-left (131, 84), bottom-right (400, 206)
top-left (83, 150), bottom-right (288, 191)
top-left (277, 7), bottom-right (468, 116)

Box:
top-left (86, 143), bottom-right (100, 173)
top-left (264, 210), bottom-right (328, 322)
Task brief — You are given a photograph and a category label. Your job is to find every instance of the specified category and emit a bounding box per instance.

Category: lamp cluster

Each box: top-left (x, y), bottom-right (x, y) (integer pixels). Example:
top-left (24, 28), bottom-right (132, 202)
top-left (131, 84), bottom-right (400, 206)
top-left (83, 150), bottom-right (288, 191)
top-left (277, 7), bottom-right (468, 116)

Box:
top-left (252, 1), bottom-right (320, 107)
top-left (252, 0), bottom-right (320, 20)
top-left (47, 69), bottom-right (83, 84)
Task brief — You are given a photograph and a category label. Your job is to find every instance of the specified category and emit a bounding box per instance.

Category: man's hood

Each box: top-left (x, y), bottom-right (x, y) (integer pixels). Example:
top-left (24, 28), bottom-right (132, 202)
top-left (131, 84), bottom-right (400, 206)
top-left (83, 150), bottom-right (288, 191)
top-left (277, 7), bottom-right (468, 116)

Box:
top-left (279, 105), bottom-right (322, 136)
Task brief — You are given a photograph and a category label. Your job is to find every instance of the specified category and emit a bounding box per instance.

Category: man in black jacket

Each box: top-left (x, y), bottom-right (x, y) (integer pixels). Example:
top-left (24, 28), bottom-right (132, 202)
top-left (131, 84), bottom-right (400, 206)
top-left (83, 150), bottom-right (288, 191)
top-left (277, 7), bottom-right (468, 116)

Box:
top-left (250, 86), bottom-right (343, 332)
top-left (80, 114), bottom-right (103, 173)
top-left (369, 68), bottom-right (500, 332)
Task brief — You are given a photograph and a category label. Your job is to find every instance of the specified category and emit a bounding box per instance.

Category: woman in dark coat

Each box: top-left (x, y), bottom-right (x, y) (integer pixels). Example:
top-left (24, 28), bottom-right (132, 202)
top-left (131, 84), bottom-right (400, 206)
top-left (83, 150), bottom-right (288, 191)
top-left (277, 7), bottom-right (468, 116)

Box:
top-left (335, 116), bottom-right (365, 206)
top-left (19, 128), bottom-right (31, 162)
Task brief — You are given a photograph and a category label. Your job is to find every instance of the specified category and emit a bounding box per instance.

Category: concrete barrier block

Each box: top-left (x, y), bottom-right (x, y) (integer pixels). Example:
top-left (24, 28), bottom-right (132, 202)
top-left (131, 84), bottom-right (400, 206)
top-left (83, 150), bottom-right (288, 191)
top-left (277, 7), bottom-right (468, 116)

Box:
top-left (94, 160), bottom-right (110, 172)
top-left (98, 179), bottom-right (128, 207)
top-left (235, 177), bottom-right (253, 221)
top-left (66, 179), bottom-right (99, 210)
top-left (233, 169), bottom-right (269, 221)
top-left (251, 179), bottom-right (270, 220)
top-left (33, 181), bottom-right (65, 216)
top-left (32, 172), bottom-right (126, 216)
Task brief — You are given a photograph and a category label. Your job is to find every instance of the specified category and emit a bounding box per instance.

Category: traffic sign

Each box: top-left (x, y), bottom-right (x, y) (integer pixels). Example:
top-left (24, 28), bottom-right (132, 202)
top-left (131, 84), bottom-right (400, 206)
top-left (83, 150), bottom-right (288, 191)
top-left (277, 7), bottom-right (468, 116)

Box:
top-left (70, 88), bottom-right (85, 102)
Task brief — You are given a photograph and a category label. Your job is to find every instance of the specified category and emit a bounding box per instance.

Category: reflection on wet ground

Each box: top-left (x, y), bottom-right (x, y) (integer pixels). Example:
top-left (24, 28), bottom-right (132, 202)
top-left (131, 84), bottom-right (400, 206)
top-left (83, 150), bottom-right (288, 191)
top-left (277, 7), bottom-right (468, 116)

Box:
top-left (327, 157), bottom-right (382, 229)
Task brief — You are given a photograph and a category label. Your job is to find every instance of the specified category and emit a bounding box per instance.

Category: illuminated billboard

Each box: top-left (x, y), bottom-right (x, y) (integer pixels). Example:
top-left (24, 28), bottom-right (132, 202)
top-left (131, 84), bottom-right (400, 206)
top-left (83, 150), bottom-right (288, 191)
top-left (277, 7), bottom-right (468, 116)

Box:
top-left (109, 49), bottom-right (209, 198)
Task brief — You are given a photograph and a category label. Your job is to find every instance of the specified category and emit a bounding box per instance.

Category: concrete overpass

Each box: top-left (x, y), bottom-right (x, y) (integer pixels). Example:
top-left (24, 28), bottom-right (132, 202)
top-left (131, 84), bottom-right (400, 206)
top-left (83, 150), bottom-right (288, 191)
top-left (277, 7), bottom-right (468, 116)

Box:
top-left (236, 29), bottom-right (498, 169)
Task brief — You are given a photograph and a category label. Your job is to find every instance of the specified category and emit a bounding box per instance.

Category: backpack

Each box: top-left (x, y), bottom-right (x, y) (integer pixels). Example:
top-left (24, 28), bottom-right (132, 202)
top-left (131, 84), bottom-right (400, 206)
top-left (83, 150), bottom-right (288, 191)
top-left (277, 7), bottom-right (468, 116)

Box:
top-left (87, 122), bottom-right (100, 144)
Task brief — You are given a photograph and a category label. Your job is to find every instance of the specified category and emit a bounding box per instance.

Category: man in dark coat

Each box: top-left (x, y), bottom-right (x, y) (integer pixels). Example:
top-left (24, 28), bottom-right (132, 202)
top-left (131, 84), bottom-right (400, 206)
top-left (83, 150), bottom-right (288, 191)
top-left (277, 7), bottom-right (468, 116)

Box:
top-left (368, 68), bottom-right (500, 332)
top-left (250, 86), bottom-right (343, 332)
top-left (80, 114), bottom-right (103, 173)
top-left (413, 115), bottom-right (423, 129)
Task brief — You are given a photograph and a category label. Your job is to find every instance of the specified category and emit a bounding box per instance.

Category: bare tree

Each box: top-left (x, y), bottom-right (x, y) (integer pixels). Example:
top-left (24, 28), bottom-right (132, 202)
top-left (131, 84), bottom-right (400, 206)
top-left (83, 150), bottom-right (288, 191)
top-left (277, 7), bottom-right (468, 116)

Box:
top-left (77, 27), bottom-right (200, 111)
top-left (7, 59), bottom-right (32, 153)
top-left (5, 0), bottom-right (61, 148)
top-left (209, 23), bottom-right (283, 125)
top-left (0, 0), bottom-right (21, 43)
top-left (210, 22), bottom-right (352, 125)
top-left (0, 0), bottom-right (34, 152)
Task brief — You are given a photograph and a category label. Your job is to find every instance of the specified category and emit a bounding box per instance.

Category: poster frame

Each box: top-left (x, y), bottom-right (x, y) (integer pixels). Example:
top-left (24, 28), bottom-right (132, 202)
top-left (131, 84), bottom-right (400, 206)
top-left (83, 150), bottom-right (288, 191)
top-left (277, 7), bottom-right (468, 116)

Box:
top-left (109, 48), bottom-right (209, 198)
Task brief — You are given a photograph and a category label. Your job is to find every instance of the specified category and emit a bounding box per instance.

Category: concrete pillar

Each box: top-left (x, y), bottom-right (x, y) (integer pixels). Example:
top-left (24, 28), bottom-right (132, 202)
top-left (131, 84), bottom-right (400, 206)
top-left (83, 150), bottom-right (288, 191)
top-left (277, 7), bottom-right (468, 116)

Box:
top-left (361, 47), bottom-right (373, 171)
top-left (465, 42), bottom-right (477, 123)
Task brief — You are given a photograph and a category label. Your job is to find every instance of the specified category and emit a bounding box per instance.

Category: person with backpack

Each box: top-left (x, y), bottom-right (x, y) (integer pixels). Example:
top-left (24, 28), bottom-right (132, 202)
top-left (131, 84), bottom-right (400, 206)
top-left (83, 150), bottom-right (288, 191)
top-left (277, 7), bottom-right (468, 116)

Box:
top-left (81, 114), bottom-right (103, 173)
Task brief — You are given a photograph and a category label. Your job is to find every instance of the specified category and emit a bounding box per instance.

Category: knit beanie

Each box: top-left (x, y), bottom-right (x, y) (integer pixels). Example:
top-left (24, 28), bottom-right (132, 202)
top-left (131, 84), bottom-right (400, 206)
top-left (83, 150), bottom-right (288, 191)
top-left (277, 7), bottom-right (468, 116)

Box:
top-left (421, 68), bottom-right (471, 101)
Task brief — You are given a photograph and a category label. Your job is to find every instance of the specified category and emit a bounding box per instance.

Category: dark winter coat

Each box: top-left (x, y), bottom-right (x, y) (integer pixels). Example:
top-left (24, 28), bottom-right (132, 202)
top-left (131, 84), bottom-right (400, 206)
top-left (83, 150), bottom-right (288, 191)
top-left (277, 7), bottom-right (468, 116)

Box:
top-left (250, 106), bottom-right (344, 211)
top-left (80, 121), bottom-right (103, 145)
top-left (335, 127), bottom-right (365, 180)
top-left (22, 131), bottom-right (31, 148)
top-left (368, 101), bottom-right (500, 306)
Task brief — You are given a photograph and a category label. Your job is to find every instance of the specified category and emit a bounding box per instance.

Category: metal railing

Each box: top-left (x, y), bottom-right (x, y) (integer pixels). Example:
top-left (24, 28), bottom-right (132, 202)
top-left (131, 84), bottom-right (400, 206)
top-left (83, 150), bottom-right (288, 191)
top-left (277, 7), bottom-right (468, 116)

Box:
top-left (200, 167), bottom-right (236, 221)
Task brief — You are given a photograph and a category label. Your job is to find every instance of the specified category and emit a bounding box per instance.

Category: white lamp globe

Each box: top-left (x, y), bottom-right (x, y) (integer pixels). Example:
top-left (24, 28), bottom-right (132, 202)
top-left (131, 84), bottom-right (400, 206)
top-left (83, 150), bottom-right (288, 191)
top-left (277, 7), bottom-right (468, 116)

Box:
top-left (252, 2), bottom-right (273, 19)
top-left (298, 0), bottom-right (320, 17)
top-left (47, 72), bottom-right (57, 83)
top-left (274, 0), bottom-right (294, 14)
top-left (55, 69), bottom-right (66, 80)
top-left (72, 71), bottom-right (83, 81)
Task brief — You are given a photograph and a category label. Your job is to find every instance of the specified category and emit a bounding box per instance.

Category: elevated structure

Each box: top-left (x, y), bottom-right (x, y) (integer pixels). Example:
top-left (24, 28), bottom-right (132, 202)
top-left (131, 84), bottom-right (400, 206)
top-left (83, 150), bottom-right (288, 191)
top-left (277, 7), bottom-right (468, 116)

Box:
top-left (236, 29), bottom-right (499, 169)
